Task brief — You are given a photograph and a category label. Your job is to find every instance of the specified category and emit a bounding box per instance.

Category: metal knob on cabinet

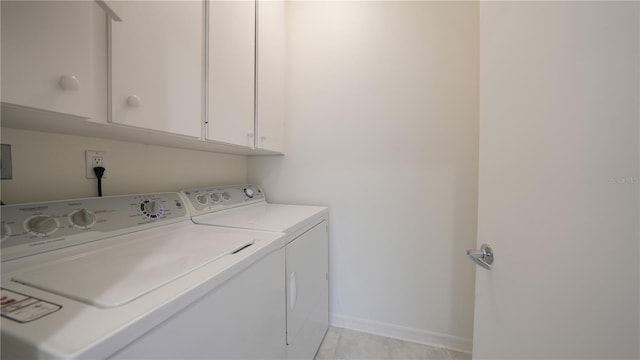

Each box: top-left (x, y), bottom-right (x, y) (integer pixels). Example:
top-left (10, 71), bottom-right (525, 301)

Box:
top-left (126, 95), bottom-right (142, 107)
top-left (58, 75), bottom-right (80, 91)
top-left (467, 244), bottom-right (494, 270)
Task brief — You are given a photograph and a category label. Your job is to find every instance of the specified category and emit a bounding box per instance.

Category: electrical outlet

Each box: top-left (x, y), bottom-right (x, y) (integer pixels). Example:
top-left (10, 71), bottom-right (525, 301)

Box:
top-left (85, 150), bottom-right (106, 179)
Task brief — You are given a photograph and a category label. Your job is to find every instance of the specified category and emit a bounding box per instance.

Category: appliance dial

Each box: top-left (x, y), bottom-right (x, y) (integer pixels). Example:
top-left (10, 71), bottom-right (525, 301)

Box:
top-left (210, 193), bottom-right (221, 203)
top-left (1, 222), bottom-right (10, 241)
top-left (221, 192), bottom-right (231, 201)
top-left (243, 188), bottom-right (255, 199)
top-left (25, 215), bottom-right (59, 235)
top-left (196, 194), bottom-right (208, 205)
top-left (140, 200), bottom-right (163, 219)
top-left (69, 209), bottom-right (96, 229)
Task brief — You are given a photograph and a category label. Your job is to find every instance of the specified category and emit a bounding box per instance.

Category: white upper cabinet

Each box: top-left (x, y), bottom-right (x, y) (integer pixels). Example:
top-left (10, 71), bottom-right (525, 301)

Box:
top-left (207, 0), bottom-right (256, 147)
top-left (1, 0), bottom-right (282, 155)
top-left (1, 1), bottom-right (103, 119)
top-left (256, 0), bottom-right (286, 153)
top-left (110, 1), bottom-right (203, 138)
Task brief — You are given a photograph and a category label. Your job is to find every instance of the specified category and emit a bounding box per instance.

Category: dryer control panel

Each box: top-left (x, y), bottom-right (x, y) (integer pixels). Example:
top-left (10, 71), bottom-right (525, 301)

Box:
top-left (1, 193), bottom-right (189, 262)
top-left (181, 184), bottom-right (265, 216)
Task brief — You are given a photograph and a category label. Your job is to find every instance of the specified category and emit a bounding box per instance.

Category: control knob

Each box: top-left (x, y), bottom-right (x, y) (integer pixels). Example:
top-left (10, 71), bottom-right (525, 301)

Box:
top-left (221, 192), bottom-right (231, 201)
top-left (140, 200), bottom-right (163, 219)
top-left (1, 222), bottom-right (9, 241)
top-left (196, 194), bottom-right (208, 205)
top-left (69, 209), bottom-right (96, 228)
top-left (26, 215), bottom-right (58, 235)
top-left (210, 193), bottom-right (221, 203)
top-left (243, 188), bottom-right (255, 199)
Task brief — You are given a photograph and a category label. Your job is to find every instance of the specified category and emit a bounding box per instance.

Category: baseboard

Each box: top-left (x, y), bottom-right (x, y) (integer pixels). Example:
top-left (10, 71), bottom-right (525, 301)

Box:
top-left (329, 313), bottom-right (472, 354)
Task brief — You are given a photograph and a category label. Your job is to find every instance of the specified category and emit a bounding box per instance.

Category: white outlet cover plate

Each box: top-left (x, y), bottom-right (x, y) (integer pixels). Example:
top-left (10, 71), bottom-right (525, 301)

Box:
top-left (85, 150), bottom-right (106, 179)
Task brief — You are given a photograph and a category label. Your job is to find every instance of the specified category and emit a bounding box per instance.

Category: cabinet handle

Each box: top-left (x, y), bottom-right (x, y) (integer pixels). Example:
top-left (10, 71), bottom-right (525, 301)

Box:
top-left (247, 132), bottom-right (254, 147)
top-left (289, 272), bottom-right (297, 311)
top-left (260, 135), bottom-right (267, 147)
top-left (126, 95), bottom-right (142, 108)
top-left (58, 75), bottom-right (80, 91)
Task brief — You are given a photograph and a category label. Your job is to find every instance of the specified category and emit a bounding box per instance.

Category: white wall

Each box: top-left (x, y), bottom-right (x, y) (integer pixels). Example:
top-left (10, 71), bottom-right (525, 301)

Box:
top-left (249, 1), bottom-right (479, 351)
top-left (0, 128), bottom-right (247, 204)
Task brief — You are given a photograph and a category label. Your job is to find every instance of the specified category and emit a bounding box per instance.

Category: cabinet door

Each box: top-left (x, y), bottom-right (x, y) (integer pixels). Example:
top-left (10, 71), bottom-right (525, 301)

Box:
top-left (286, 221), bottom-right (329, 359)
top-left (208, 0), bottom-right (256, 147)
top-left (256, 0), bottom-right (286, 152)
top-left (111, 1), bottom-right (203, 138)
top-left (1, 1), bottom-right (97, 118)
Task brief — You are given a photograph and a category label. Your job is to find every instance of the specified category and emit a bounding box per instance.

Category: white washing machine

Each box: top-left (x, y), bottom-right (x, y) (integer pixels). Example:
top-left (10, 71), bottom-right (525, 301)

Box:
top-left (181, 184), bottom-right (329, 360)
top-left (0, 192), bottom-right (286, 359)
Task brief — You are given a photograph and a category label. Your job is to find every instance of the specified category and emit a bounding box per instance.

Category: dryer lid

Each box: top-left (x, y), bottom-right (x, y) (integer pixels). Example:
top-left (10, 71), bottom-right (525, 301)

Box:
top-left (193, 203), bottom-right (328, 233)
top-left (11, 225), bottom-right (254, 308)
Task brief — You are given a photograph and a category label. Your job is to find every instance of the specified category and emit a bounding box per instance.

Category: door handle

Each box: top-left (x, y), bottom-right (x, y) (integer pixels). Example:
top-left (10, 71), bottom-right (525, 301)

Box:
top-left (289, 272), bottom-right (297, 311)
top-left (467, 244), bottom-right (494, 270)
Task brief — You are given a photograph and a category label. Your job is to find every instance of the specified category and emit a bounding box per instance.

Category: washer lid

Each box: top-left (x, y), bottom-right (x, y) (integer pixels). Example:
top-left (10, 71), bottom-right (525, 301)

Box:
top-left (11, 225), bottom-right (254, 308)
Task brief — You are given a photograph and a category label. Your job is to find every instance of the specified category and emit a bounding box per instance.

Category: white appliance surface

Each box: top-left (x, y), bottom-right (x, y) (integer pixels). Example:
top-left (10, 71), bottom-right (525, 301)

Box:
top-left (182, 184), bottom-right (329, 360)
top-left (1, 193), bottom-right (286, 359)
top-left (12, 224), bottom-right (255, 308)
top-left (193, 202), bottom-right (328, 236)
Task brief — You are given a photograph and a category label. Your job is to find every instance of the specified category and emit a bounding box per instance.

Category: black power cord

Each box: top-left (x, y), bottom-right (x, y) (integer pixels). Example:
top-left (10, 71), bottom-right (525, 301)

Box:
top-left (93, 166), bottom-right (105, 197)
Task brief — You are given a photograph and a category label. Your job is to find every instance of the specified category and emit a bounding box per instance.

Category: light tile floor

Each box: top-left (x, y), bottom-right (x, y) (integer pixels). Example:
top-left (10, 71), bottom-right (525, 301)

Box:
top-left (315, 327), bottom-right (471, 360)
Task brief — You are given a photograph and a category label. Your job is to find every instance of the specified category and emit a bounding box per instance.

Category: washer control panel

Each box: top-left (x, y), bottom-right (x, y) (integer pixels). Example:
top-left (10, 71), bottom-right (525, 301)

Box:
top-left (1, 193), bottom-right (188, 261)
top-left (181, 184), bottom-right (265, 215)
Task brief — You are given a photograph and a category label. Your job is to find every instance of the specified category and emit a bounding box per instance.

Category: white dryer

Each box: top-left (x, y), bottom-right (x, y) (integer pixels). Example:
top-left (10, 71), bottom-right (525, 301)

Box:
top-left (1, 192), bottom-right (286, 359)
top-left (181, 184), bottom-right (329, 360)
